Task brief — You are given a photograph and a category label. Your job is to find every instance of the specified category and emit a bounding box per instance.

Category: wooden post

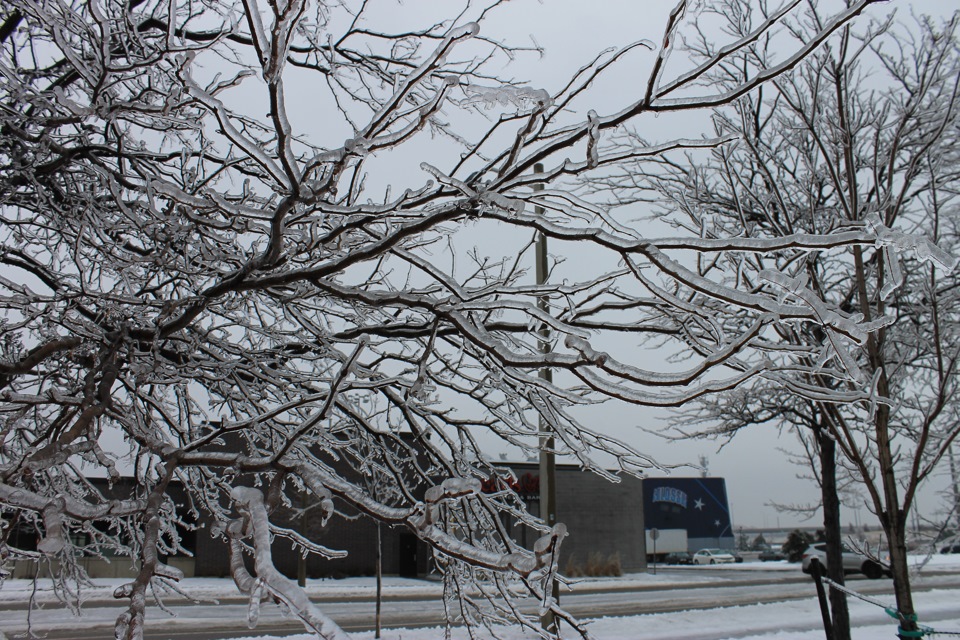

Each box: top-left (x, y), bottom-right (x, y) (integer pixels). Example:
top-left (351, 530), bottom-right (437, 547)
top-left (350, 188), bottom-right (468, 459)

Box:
top-left (535, 163), bottom-right (559, 634)
top-left (375, 521), bottom-right (382, 638)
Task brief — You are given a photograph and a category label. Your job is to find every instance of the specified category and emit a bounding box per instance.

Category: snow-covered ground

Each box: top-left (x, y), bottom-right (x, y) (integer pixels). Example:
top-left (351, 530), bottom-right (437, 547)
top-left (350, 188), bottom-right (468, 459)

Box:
top-left (2, 554), bottom-right (959, 639)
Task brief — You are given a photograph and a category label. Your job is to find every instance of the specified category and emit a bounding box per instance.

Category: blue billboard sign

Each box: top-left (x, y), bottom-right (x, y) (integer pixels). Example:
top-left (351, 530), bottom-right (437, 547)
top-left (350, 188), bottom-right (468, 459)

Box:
top-left (643, 477), bottom-right (733, 540)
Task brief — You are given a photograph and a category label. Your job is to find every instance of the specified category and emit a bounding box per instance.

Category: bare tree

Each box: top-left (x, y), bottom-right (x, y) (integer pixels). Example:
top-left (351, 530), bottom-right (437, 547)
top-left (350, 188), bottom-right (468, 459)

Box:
top-left (614, 6), bottom-right (960, 638)
top-left (0, 1), bottom-right (927, 638)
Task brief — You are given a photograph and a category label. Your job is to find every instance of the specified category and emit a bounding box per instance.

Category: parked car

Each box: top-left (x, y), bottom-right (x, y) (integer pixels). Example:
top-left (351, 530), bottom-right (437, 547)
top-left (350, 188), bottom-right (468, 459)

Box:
top-left (693, 548), bottom-right (737, 565)
top-left (758, 547), bottom-right (786, 562)
top-left (941, 543), bottom-right (960, 554)
top-left (663, 551), bottom-right (693, 565)
top-left (800, 543), bottom-right (890, 579)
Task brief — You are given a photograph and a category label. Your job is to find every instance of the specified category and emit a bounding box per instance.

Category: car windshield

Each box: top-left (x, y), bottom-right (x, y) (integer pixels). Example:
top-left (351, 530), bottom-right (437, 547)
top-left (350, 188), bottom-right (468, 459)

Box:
top-left (814, 543), bottom-right (857, 553)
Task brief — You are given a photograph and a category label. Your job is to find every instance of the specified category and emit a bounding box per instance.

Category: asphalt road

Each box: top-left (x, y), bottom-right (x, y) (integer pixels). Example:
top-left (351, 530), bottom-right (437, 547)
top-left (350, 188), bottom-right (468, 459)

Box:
top-left (4, 569), bottom-right (960, 640)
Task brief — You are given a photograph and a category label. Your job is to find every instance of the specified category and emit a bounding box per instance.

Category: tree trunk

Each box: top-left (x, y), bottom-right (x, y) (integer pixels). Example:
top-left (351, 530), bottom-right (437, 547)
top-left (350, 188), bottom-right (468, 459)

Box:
top-left (872, 375), bottom-right (916, 637)
top-left (885, 507), bottom-right (917, 639)
top-left (854, 245), bottom-right (917, 639)
top-left (872, 376), bottom-right (916, 637)
top-left (818, 425), bottom-right (850, 640)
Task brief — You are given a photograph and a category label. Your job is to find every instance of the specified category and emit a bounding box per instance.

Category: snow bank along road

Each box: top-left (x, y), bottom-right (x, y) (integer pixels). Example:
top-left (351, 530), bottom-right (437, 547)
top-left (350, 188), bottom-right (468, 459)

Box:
top-left (2, 563), bottom-right (960, 639)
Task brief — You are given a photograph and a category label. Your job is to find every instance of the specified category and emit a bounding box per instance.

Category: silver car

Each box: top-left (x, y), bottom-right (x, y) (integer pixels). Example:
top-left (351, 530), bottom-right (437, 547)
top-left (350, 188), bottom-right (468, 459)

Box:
top-left (692, 548), bottom-right (736, 565)
top-left (800, 543), bottom-right (890, 579)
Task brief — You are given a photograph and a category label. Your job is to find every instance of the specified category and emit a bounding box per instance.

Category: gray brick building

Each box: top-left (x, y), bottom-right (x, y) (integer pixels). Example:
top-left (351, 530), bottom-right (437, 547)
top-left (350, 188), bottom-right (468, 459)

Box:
top-left (502, 462), bottom-right (647, 575)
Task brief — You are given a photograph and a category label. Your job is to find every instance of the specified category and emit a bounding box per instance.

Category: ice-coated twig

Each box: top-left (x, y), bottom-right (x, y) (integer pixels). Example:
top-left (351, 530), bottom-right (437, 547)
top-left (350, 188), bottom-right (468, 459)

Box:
top-left (865, 213), bottom-right (958, 271)
top-left (230, 487), bottom-right (350, 640)
top-left (585, 110), bottom-right (600, 169)
top-left (295, 462), bottom-right (566, 577)
top-left (461, 84), bottom-right (552, 111)
top-left (37, 498), bottom-right (66, 555)
top-left (114, 463), bottom-right (181, 640)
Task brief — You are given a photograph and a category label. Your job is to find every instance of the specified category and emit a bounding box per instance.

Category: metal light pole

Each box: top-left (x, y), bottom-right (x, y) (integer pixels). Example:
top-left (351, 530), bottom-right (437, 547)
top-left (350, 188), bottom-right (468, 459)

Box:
top-left (534, 163), bottom-right (559, 633)
top-left (298, 492), bottom-right (307, 587)
top-left (950, 443), bottom-right (960, 531)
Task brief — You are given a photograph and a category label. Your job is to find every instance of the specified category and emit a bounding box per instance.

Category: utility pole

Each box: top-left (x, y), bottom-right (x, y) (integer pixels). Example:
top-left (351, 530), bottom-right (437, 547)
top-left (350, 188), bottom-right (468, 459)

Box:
top-left (950, 443), bottom-right (960, 531)
top-left (534, 163), bottom-right (559, 633)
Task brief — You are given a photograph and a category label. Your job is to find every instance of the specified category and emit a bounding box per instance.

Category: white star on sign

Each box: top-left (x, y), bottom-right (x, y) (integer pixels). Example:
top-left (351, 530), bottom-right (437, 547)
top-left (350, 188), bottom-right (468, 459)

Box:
top-left (694, 498), bottom-right (704, 510)
top-left (715, 520), bottom-right (721, 527)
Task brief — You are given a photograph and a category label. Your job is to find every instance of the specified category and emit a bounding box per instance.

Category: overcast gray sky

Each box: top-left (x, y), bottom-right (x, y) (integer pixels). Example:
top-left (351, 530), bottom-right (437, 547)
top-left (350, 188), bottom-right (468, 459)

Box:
top-left (382, 0), bottom-right (960, 530)
top-left (251, 0), bottom-right (960, 530)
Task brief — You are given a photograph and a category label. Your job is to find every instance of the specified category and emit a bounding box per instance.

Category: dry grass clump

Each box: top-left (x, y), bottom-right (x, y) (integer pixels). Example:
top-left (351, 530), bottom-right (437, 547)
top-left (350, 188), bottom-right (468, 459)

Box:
top-left (564, 551), bottom-right (622, 577)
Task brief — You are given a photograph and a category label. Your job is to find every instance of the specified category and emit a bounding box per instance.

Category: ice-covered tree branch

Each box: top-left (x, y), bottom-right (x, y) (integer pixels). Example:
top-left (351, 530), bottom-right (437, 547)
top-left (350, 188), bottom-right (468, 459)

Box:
top-left (0, 0), bottom-right (919, 637)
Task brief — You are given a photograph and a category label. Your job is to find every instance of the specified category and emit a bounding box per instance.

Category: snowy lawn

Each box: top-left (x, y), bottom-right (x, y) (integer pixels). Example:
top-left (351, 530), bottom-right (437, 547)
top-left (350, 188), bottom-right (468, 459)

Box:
top-left (338, 589), bottom-right (958, 640)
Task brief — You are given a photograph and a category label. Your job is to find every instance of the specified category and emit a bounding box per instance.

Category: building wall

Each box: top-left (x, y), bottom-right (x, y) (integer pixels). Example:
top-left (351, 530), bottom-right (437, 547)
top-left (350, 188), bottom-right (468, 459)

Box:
top-left (264, 503), bottom-right (429, 579)
top-left (71, 462), bottom-right (647, 580)
top-left (507, 463), bottom-right (647, 574)
top-left (74, 477), bottom-right (429, 580)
